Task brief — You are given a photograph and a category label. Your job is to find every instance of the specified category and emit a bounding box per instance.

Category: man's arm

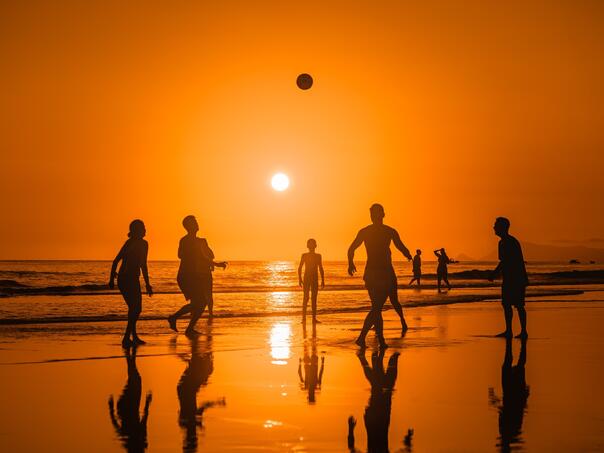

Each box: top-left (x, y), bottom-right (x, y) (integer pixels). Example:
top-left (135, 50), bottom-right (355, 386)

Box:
top-left (297, 255), bottom-right (305, 286)
top-left (318, 254), bottom-right (325, 288)
top-left (347, 230), bottom-right (364, 276)
top-left (141, 241), bottom-right (152, 296)
top-left (109, 243), bottom-right (126, 289)
top-left (392, 229), bottom-right (412, 261)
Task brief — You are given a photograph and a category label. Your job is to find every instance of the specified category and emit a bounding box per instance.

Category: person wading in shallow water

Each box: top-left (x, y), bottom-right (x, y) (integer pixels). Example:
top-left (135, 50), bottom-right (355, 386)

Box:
top-left (109, 219), bottom-right (153, 348)
top-left (298, 238), bottom-right (325, 324)
top-left (348, 203), bottom-right (413, 349)
top-left (168, 215), bottom-right (227, 337)
top-left (488, 217), bottom-right (529, 339)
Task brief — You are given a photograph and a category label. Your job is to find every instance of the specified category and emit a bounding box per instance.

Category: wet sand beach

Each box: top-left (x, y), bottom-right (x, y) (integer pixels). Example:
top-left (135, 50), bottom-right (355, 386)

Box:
top-left (1, 291), bottom-right (603, 452)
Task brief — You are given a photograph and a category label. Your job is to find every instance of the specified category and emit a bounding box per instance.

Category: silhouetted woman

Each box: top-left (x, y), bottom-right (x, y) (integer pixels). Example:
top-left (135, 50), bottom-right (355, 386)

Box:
top-left (110, 220), bottom-right (153, 348)
top-left (434, 248), bottom-right (456, 293)
top-left (108, 347), bottom-right (152, 453)
top-left (168, 215), bottom-right (226, 337)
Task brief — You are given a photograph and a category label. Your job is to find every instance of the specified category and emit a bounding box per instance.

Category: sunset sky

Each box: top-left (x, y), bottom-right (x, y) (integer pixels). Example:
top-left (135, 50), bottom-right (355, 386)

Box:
top-left (1, 1), bottom-right (603, 260)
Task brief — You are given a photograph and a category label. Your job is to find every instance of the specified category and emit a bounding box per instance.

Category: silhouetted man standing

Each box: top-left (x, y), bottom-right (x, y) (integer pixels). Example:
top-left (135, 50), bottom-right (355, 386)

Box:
top-left (489, 217), bottom-right (529, 339)
top-left (348, 204), bottom-right (413, 348)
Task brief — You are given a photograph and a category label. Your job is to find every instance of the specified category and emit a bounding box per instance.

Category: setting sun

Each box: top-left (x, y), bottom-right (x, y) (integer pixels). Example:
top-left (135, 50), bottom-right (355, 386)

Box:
top-left (271, 173), bottom-right (290, 192)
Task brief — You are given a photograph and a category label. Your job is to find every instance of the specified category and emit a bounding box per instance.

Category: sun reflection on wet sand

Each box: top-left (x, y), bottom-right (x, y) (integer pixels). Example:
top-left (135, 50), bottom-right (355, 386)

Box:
top-left (269, 321), bottom-right (292, 365)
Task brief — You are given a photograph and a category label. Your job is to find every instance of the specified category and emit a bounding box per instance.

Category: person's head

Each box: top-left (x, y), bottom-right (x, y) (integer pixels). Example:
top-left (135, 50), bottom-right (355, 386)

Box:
top-left (182, 215), bottom-right (199, 234)
top-left (494, 217), bottom-right (510, 238)
top-left (416, 249), bottom-right (422, 255)
top-left (307, 238), bottom-right (317, 251)
top-left (369, 203), bottom-right (385, 224)
top-left (128, 219), bottom-right (146, 239)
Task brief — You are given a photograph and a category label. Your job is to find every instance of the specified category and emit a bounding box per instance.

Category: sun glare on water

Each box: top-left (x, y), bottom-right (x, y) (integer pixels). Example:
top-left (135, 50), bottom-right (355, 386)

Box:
top-left (271, 173), bottom-right (290, 191)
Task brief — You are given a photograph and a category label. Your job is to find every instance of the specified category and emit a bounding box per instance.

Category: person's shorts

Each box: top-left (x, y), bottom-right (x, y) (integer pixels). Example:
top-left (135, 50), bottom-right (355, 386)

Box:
top-left (501, 285), bottom-right (526, 308)
top-left (303, 277), bottom-right (318, 294)
top-left (117, 275), bottom-right (142, 307)
top-left (178, 272), bottom-right (212, 307)
top-left (413, 270), bottom-right (421, 279)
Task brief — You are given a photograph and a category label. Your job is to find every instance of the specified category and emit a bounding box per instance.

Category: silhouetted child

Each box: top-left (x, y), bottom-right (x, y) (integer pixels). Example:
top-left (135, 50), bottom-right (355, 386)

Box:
top-left (298, 239), bottom-right (325, 324)
top-left (434, 248), bottom-right (456, 293)
top-left (408, 249), bottom-right (422, 287)
top-left (109, 220), bottom-right (153, 348)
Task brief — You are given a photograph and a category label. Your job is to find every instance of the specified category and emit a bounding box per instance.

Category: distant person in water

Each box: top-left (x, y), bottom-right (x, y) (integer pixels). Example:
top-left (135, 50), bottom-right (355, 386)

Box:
top-left (488, 217), bottom-right (529, 339)
top-left (408, 249), bottom-right (422, 287)
top-left (434, 248), bottom-right (456, 292)
top-left (168, 215), bottom-right (226, 337)
top-left (298, 238), bottom-right (325, 324)
top-left (348, 203), bottom-right (413, 348)
top-left (109, 220), bottom-right (153, 348)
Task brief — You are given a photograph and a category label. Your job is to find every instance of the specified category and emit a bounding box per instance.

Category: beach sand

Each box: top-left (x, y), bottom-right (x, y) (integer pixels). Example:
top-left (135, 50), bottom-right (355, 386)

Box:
top-left (1, 292), bottom-right (603, 452)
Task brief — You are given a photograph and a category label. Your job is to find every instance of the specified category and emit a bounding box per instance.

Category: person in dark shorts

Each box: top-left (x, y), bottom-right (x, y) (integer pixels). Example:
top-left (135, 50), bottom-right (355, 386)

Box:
top-left (488, 217), bottom-right (529, 339)
top-left (434, 248), bottom-right (456, 292)
top-left (408, 249), bottom-right (422, 287)
top-left (109, 220), bottom-right (153, 348)
top-left (348, 204), bottom-right (413, 348)
top-left (298, 238), bottom-right (325, 324)
top-left (168, 215), bottom-right (226, 337)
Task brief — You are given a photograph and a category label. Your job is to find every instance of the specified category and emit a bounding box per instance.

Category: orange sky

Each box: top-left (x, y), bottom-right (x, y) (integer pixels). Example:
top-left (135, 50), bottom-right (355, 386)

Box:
top-left (1, 1), bottom-right (603, 260)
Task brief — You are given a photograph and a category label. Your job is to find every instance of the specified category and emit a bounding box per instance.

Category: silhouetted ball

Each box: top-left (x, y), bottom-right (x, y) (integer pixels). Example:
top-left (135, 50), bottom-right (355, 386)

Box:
top-left (296, 73), bottom-right (313, 90)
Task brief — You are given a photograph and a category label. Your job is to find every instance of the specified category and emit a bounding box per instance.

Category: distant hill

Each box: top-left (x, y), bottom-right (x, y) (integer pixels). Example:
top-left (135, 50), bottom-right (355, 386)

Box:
top-left (480, 242), bottom-right (604, 262)
top-left (455, 253), bottom-right (476, 262)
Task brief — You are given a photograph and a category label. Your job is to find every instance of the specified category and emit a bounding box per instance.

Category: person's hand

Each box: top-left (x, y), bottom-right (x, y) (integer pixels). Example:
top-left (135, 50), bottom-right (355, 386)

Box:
top-left (146, 391), bottom-right (153, 404)
top-left (348, 416), bottom-right (356, 429)
top-left (348, 263), bottom-right (357, 276)
top-left (299, 279), bottom-right (303, 287)
top-left (108, 279), bottom-right (114, 290)
top-left (146, 284), bottom-right (153, 297)
top-left (487, 272), bottom-right (495, 282)
top-left (321, 281), bottom-right (325, 290)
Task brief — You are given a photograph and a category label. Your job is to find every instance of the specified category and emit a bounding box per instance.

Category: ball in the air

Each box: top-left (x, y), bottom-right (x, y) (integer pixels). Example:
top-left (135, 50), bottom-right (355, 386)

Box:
top-left (296, 73), bottom-right (313, 90)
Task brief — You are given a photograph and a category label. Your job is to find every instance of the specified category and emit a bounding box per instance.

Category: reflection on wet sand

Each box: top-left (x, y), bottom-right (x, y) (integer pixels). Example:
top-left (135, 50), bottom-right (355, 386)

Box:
top-left (176, 328), bottom-right (226, 452)
top-left (108, 347), bottom-right (152, 453)
top-left (269, 321), bottom-right (292, 365)
top-left (489, 338), bottom-right (529, 453)
top-left (298, 323), bottom-right (325, 404)
top-left (348, 350), bottom-right (405, 453)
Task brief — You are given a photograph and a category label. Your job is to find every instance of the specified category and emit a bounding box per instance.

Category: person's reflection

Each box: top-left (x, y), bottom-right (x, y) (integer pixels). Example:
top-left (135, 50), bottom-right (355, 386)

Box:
top-left (298, 323), bottom-right (325, 403)
top-left (108, 346), bottom-right (152, 453)
top-left (177, 328), bottom-right (226, 453)
top-left (489, 338), bottom-right (529, 453)
top-left (348, 350), bottom-right (400, 452)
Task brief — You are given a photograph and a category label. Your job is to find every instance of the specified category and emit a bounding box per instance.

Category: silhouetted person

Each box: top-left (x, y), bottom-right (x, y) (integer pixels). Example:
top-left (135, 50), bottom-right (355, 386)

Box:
top-left (298, 238), bottom-right (325, 324)
top-left (108, 346), bottom-right (152, 453)
top-left (109, 220), bottom-right (153, 348)
top-left (168, 215), bottom-right (226, 337)
top-left (348, 204), bottom-right (413, 348)
top-left (488, 338), bottom-right (529, 453)
top-left (298, 326), bottom-right (325, 403)
top-left (348, 350), bottom-right (400, 452)
top-left (177, 329), bottom-right (226, 453)
top-left (408, 249), bottom-right (422, 287)
top-left (434, 248), bottom-right (456, 292)
top-left (488, 217), bottom-right (529, 338)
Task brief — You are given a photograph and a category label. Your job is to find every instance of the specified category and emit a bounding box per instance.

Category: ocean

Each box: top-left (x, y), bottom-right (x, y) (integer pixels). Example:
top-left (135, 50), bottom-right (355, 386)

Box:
top-left (0, 260), bottom-right (602, 324)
